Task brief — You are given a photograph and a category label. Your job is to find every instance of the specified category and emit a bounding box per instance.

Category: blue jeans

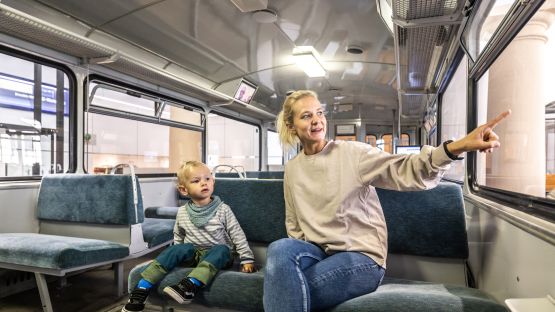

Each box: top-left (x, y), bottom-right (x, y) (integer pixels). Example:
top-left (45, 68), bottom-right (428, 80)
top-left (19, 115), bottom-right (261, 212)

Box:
top-left (263, 238), bottom-right (385, 312)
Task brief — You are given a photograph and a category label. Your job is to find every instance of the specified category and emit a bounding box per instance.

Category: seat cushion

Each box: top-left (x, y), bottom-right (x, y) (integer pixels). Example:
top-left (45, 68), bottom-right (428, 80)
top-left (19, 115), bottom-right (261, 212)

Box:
top-left (0, 233), bottom-right (128, 269)
top-left (129, 262), bottom-right (264, 312)
top-left (141, 218), bottom-right (176, 247)
top-left (128, 264), bottom-right (507, 312)
top-left (329, 277), bottom-right (508, 312)
top-left (144, 206), bottom-right (179, 219)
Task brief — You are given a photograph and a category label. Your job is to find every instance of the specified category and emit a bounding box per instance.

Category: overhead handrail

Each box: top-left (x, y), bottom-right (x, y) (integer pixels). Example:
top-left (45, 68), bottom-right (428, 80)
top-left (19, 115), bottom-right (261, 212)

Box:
top-left (212, 164), bottom-right (245, 179)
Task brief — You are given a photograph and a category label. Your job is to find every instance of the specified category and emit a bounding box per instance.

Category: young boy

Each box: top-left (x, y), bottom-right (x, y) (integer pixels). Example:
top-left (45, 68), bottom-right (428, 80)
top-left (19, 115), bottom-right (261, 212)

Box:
top-left (123, 161), bottom-right (256, 312)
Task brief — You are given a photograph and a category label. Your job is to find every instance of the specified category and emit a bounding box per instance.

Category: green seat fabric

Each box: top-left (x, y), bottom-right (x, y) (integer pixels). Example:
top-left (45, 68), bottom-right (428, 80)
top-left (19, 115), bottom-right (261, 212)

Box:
top-left (214, 178), bottom-right (287, 244)
top-left (129, 263), bottom-right (264, 312)
top-left (376, 183), bottom-right (468, 259)
top-left (128, 264), bottom-right (506, 312)
top-left (328, 278), bottom-right (507, 312)
top-left (0, 233), bottom-right (128, 269)
top-left (141, 218), bottom-right (176, 247)
top-left (37, 174), bottom-right (144, 225)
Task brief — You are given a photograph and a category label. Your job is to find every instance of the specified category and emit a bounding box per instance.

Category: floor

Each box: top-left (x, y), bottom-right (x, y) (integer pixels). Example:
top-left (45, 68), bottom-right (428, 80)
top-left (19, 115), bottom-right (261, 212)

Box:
top-left (0, 251), bottom-right (237, 312)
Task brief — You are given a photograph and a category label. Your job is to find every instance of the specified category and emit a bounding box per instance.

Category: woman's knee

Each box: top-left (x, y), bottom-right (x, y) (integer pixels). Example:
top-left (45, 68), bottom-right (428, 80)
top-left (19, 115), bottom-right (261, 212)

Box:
top-left (267, 238), bottom-right (299, 256)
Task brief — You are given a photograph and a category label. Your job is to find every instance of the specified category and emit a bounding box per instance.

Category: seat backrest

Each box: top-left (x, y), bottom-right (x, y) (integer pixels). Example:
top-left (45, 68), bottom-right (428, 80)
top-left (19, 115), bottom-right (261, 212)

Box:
top-left (214, 178), bottom-right (287, 243)
top-left (37, 174), bottom-right (144, 225)
top-left (376, 183), bottom-right (468, 259)
top-left (214, 178), bottom-right (467, 260)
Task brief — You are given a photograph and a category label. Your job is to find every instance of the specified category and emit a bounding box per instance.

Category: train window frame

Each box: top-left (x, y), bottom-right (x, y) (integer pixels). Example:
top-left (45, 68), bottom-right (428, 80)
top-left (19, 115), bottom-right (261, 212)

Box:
top-left (84, 75), bottom-right (205, 177)
top-left (0, 45), bottom-right (77, 181)
top-left (462, 0), bottom-right (543, 77)
top-left (438, 50), bottom-right (467, 184)
top-left (466, 0), bottom-right (555, 223)
top-left (206, 111), bottom-right (262, 172)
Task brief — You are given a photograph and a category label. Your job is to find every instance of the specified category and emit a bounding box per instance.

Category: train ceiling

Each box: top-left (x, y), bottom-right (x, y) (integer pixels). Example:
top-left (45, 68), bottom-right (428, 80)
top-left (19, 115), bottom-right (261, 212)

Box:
top-left (0, 0), bottom-right (465, 125)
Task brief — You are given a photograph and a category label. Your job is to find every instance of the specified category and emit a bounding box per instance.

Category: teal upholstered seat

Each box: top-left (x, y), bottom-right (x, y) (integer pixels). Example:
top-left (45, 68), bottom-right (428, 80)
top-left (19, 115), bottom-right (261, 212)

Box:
top-left (0, 233), bottom-right (128, 269)
top-left (141, 218), bottom-right (175, 247)
top-left (38, 174), bottom-right (144, 225)
top-left (127, 180), bottom-right (507, 312)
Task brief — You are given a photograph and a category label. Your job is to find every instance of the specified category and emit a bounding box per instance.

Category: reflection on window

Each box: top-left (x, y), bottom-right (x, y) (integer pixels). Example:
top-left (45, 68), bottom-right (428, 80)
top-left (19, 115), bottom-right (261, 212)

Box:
top-left (465, 0), bottom-right (515, 61)
top-left (379, 133), bottom-right (409, 153)
top-left (86, 82), bottom-right (203, 174)
top-left (207, 114), bottom-right (260, 172)
top-left (267, 130), bottom-right (283, 169)
top-left (476, 1), bottom-right (555, 200)
top-left (366, 134), bottom-right (377, 147)
top-left (0, 52), bottom-right (70, 177)
top-left (441, 55), bottom-right (467, 181)
top-left (85, 113), bottom-right (202, 174)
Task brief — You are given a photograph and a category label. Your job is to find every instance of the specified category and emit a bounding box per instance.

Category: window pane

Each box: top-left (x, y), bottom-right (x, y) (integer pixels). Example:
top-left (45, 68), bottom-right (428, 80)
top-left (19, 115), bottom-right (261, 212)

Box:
top-left (267, 130), bottom-right (283, 168)
top-left (441, 55), bottom-right (467, 181)
top-left (161, 103), bottom-right (203, 126)
top-left (0, 53), bottom-right (70, 177)
top-left (90, 83), bottom-right (156, 116)
top-left (464, 0), bottom-right (515, 61)
top-left (476, 1), bottom-right (555, 200)
top-left (207, 114), bottom-right (260, 172)
top-left (366, 135), bottom-right (377, 147)
top-left (85, 113), bottom-right (202, 174)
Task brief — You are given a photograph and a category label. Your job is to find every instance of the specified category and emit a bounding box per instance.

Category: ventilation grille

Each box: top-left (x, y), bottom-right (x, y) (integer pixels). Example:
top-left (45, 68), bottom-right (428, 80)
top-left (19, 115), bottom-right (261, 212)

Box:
top-left (391, 0), bottom-right (464, 121)
top-left (103, 57), bottom-right (224, 103)
top-left (394, 0), bottom-right (460, 20)
top-left (0, 7), bottom-right (230, 107)
top-left (0, 269), bottom-right (36, 298)
top-left (0, 9), bottom-right (112, 59)
top-left (398, 24), bottom-right (456, 91)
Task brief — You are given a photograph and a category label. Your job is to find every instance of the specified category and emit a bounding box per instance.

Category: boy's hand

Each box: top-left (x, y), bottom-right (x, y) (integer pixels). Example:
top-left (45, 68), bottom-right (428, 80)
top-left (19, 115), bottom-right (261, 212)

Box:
top-left (241, 263), bottom-right (256, 273)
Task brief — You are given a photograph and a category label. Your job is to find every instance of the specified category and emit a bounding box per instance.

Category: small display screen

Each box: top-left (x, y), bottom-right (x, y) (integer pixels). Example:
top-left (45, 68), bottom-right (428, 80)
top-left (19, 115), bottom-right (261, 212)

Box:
top-left (234, 80), bottom-right (257, 104)
top-left (395, 145), bottom-right (421, 154)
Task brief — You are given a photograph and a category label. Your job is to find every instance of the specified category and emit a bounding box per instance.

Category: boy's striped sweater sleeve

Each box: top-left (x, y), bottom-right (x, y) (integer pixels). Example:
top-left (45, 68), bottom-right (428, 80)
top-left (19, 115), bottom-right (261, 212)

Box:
top-left (222, 204), bottom-right (255, 264)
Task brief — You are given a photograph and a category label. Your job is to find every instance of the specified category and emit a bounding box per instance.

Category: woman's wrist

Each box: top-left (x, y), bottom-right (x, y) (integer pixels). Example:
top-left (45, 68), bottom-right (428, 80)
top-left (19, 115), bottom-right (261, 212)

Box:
top-left (443, 140), bottom-right (465, 160)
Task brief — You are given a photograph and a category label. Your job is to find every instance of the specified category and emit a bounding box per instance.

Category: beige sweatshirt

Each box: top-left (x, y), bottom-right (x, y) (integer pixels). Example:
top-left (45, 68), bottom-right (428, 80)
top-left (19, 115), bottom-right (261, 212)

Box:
top-left (283, 140), bottom-right (454, 267)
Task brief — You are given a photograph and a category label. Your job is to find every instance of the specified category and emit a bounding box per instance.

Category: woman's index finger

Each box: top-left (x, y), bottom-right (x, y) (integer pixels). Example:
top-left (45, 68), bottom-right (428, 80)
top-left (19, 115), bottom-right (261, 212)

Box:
top-left (486, 109), bottom-right (511, 128)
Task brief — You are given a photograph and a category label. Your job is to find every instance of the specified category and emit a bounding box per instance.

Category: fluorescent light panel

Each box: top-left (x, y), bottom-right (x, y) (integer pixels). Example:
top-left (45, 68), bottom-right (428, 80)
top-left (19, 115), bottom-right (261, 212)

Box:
top-left (293, 46), bottom-right (326, 78)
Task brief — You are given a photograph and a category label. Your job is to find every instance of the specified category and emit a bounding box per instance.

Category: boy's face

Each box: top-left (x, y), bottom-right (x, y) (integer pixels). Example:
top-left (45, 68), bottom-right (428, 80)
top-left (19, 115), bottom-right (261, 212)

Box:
top-left (178, 165), bottom-right (214, 205)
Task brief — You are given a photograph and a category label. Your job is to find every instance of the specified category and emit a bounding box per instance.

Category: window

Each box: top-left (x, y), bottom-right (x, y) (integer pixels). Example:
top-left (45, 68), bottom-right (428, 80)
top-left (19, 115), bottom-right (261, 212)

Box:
top-left (475, 1), bottom-right (555, 201)
top-left (86, 80), bottom-right (203, 174)
top-left (441, 55), bottom-right (468, 182)
top-left (207, 114), bottom-right (260, 172)
top-left (0, 51), bottom-right (73, 178)
top-left (366, 135), bottom-right (377, 147)
top-left (267, 130), bottom-right (283, 169)
top-left (379, 133), bottom-right (409, 154)
top-left (463, 0), bottom-right (516, 62)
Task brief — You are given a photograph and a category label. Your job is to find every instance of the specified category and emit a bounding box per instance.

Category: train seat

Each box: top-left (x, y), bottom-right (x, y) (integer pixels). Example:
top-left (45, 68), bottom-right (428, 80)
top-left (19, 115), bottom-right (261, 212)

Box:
top-left (127, 179), bottom-right (507, 312)
top-left (0, 173), bottom-right (175, 312)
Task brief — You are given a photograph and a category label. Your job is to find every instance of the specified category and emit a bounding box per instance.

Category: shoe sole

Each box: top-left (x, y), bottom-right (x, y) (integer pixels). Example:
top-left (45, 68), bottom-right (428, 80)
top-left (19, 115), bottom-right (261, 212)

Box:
top-left (163, 286), bottom-right (192, 304)
top-left (121, 307), bottom-right (144, 312)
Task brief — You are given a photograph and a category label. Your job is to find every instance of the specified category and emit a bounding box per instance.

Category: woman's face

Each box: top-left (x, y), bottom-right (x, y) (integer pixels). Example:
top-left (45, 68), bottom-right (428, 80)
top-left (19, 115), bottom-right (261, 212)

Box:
top-left (289, 96), bottom-right (327, 146)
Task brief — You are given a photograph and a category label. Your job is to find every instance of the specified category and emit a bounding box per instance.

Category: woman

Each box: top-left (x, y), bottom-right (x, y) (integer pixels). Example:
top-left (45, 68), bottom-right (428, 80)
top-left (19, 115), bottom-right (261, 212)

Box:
top-left (263, 90), bottom-right (510, 311)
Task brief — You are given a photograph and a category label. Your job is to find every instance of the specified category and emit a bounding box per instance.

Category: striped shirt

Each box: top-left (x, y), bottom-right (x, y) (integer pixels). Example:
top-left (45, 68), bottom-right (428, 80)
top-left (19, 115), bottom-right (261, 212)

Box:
top-left (174, 201), bottom-right (254, 264)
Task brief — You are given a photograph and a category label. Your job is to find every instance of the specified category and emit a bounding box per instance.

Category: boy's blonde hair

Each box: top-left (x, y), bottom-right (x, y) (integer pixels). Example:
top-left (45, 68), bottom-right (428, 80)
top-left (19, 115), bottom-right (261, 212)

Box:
top-left (276, 90), bottom-right (318, 150)
top-left (177, 160), bottom-right (209, 186)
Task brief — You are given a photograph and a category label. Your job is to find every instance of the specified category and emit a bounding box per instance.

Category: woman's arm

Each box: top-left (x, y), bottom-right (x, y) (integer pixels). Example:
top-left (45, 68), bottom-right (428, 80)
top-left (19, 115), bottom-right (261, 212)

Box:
top-left (284, 172), bottom-right (304, 239)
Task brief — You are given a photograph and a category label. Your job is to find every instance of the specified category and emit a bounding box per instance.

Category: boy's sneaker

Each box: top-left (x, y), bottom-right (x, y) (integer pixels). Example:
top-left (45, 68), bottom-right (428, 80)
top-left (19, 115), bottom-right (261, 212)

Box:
top-left (122, 287), bottom-right (150, 312)
top-left (163, 278), bottom-right (199, 304)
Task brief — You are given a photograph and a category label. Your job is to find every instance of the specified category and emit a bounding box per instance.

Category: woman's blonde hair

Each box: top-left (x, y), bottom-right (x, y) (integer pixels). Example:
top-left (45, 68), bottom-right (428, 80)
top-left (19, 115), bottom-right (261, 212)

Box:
top-left (276, 90), bottom-right (318, 150)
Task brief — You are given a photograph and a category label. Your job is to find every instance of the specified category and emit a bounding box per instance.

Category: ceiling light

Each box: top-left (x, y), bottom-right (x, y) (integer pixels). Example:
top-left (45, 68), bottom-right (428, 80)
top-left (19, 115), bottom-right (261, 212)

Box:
top-left (292, 46), bottom-right (326, 78)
